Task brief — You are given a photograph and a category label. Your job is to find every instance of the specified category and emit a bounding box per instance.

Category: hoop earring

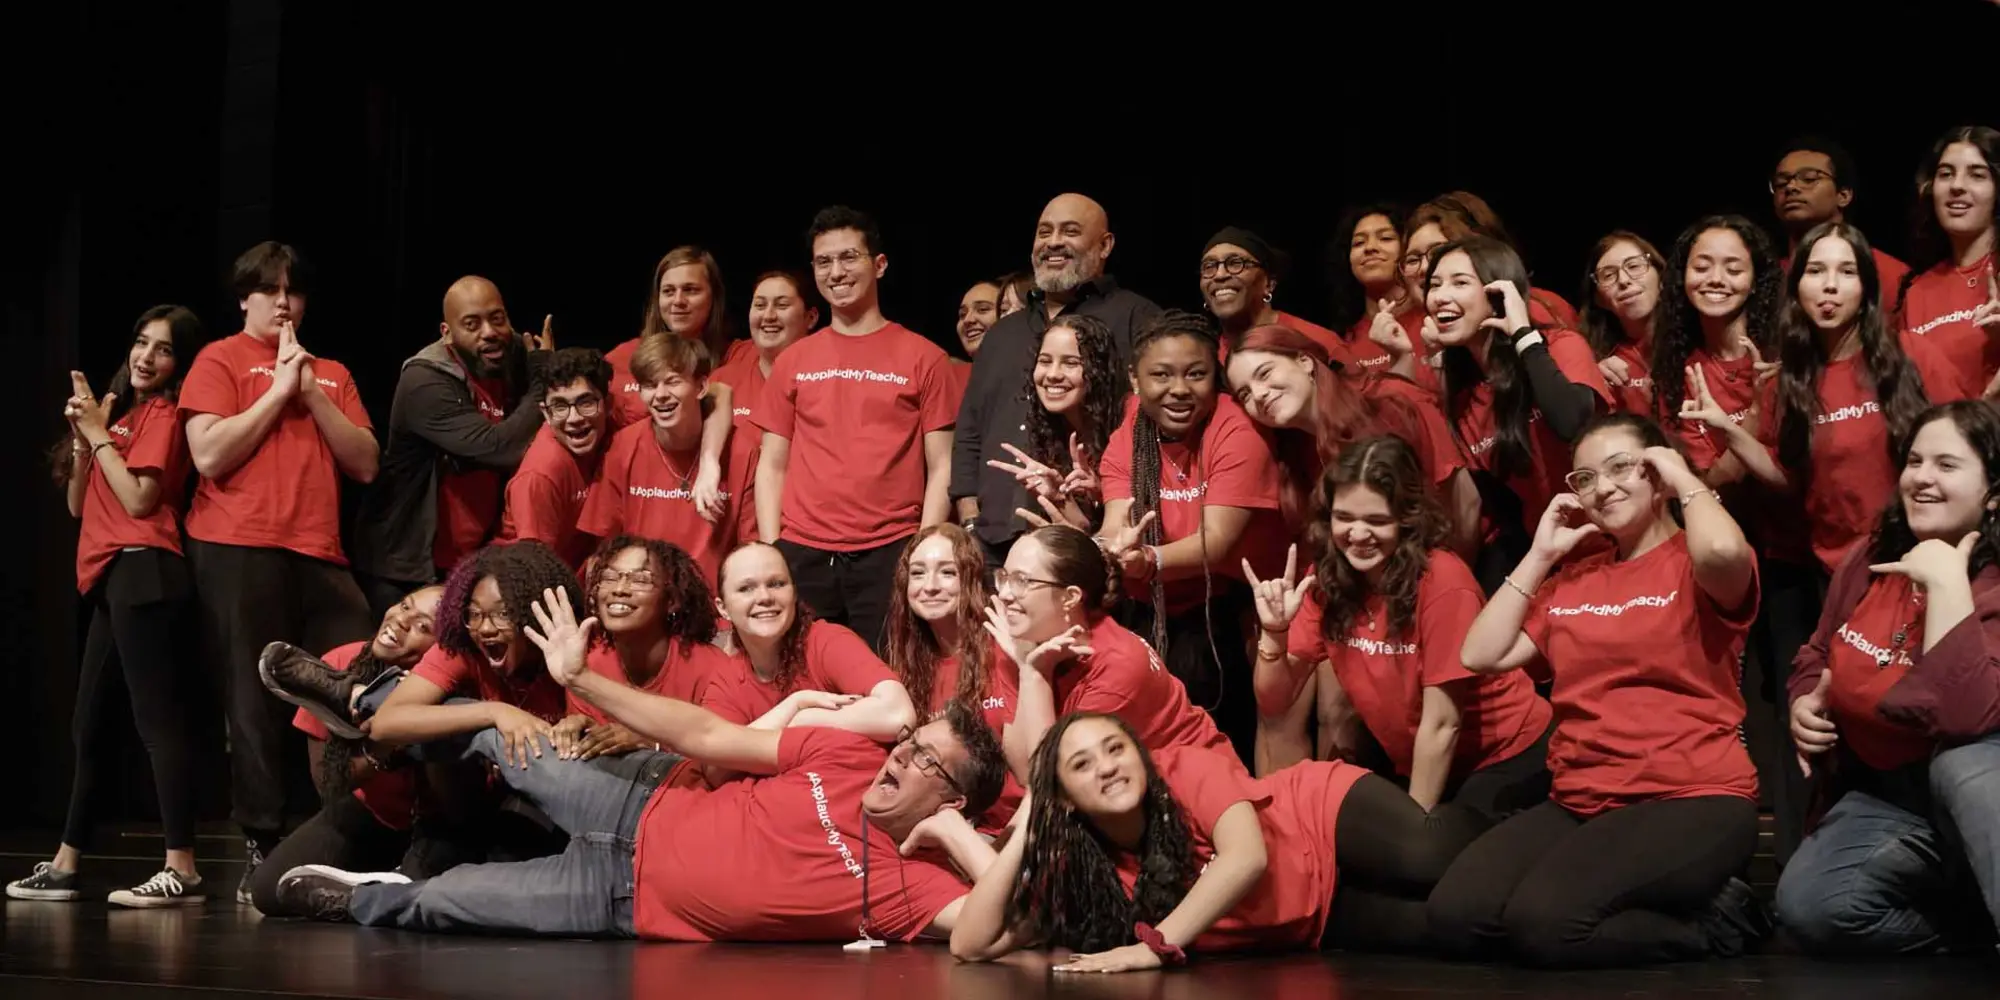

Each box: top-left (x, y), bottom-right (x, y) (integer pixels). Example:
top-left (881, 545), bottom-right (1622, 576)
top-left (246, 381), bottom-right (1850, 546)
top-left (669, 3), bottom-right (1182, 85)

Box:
top-left (1263, 291), bottom-right (1274, 305)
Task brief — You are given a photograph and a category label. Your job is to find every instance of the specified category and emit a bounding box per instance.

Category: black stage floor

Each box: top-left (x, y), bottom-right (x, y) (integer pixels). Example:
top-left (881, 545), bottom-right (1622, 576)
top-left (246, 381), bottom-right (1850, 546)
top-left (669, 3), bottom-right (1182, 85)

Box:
top-left (3, 828), bottom-right (1996, 1000)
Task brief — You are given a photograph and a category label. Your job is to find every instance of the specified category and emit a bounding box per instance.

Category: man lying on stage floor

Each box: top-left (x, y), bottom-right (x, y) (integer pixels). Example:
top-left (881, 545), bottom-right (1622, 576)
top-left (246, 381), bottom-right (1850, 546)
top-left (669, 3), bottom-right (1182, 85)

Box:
top-left (260, 587), bottom-right (1009, 941)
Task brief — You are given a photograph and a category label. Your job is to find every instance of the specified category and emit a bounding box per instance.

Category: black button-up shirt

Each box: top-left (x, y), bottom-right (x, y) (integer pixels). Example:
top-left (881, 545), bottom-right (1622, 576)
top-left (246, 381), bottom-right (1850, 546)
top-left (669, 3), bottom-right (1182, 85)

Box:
top-left (949, 275), bottom-right (1160, 548)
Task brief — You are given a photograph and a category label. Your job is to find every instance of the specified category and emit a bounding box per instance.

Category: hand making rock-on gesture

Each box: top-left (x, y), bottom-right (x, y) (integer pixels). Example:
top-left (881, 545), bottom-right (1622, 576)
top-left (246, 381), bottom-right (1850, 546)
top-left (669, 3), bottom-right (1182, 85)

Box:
top-left (1242, 544), bottom-right (1317, 638)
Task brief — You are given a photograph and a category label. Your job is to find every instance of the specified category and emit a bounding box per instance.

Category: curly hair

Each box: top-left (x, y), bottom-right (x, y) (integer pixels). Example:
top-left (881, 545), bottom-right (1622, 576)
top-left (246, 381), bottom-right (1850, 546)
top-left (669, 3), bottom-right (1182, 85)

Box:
top-left (51, 305), bottom-right (207, 486)
top-left (1007, 712), bottom-right (1200, 953)
top-left (1648, 215), bottom-right (1782, 424)
top-left (539, 346), bottom-right (612, 396)
top-left (1125, 310), bottom-right (1221, 652)
top-left (583, 534), bottom-right (717, 656)
top-left (1023, 313), bottom-right (1126, 484)
top-left (1870, 401), bottom-right (2000, 576)
top-left (715, 541), bottom-right (820, 692)
top-left (1774, 223), bottom-right (1933, 478)
top-left (1894, 126), bottom-right (2000, 322)
top-left (435, 540), bottom-right (584, 667)
top-left (884, 525), bottom-right (994, 717)
top-left (1327, 201), bottom-right (1411, 332)
top-left (1575, 230), bottom-right (1667, 361)
top-left (1304, 437), bottom-right (1446, 641)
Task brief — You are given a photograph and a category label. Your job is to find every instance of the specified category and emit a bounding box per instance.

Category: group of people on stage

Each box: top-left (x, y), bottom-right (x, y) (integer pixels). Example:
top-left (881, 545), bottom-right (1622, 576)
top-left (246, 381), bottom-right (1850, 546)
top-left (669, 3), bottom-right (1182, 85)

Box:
top-left (10, 123), bottom-right (2000, 970)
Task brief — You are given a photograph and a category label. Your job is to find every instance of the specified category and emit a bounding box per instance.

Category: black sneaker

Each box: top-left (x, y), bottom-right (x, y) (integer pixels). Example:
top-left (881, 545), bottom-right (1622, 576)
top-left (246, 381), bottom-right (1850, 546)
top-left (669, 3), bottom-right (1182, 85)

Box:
top-left (235, 839), bottom-right (266, 906)
top-left (109, 867), bottom-right (205, 908)
top-left (1701, 876), bottom-right (1774, 957)
top-left (273, 865), bottom-right (410, 923)
top-left (258, 642), bottom-right (363, 739)
top-left (5, 862), bottom-right (80, 901)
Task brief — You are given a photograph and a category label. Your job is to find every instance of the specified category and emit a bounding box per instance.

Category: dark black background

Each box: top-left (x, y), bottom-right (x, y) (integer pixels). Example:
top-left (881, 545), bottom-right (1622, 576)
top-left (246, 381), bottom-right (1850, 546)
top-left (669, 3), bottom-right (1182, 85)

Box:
top-left (8, 2), bottom-right (1998, 825)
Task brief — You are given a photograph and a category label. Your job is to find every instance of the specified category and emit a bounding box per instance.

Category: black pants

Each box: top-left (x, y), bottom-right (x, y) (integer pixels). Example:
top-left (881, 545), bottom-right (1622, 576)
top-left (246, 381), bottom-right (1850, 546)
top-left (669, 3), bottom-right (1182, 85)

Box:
top-left (61, 548), bottom-right (198, 853)
top-left (1325, 727), bottom-right (1553, 952)
top-left (1746, 558), bottom-right (1826, 865)
top-left (187, 539), bottom-right (372, 840)
top-left (355, 572), bottom-right (427, 625)
top-left (249, 792), bottom-right (409, 916)
top-left (1428, 794), bottom-right (1758, 967)
top-left (776, 536), bottom-right (906, 655)
top-left (1116, 581), bottom-right (1258, 766)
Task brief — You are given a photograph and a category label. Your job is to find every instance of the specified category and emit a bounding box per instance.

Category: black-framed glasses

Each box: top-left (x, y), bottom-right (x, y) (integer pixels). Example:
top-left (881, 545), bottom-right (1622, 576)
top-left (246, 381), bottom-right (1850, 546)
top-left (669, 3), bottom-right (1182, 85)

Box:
top-left (894, 726), bottom-right (964, 797)
top-left (465, 606), bottom-right (514, 631)
top-left (1199, 255), bottom-right (1261, 279)
top-left (1563, 452), bottom-right (1645, 495)
top-left (543, 395), bottom-right (603, 420)
top-left (991, 568), bottom-right (1063, 595)
top-left (1398, 250), bottom-right (1431, 276)
top-left (811, 249), bottom-right (872, 274)
top-left (1591, 255), bottom-right (1654, 288)
top-left (1769, 168), bottom-right (1834, 194)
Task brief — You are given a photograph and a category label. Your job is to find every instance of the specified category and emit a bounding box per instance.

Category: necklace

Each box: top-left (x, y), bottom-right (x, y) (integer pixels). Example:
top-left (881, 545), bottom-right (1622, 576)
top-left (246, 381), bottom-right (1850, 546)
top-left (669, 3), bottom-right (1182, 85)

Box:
top-left (651, 433), bottom-right (695, 492)
top-left (1161, 446), bottom-right (1193, 483)
top-left (1879, 588), bottom-right (1927, 669)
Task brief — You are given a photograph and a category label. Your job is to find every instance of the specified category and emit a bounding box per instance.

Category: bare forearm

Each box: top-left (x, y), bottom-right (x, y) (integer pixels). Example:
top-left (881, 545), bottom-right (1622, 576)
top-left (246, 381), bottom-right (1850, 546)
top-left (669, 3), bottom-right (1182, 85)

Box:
top-left (950, 828), bottom-right (1029, 962)
top-left (1154, 807), bottom-right (1266, 948)
top-left (188, 390), bottom-right (289, 479)
top-left (1004, 667), bottom-right (1057, 779)
top-left (1462, 552), bottom-right (1552, 672)
top-left (77, 438), bottom-right (161, 518)
top-left (700, 383), bottom-right (732, 470)
top-left (921, 462), bottom-right (952, 529)
top-left (790, 696), bottom-right (917, 740)
top-left (65, 451), bottom-right (87, 518)
top-left (1155, 508), bottom-right (1253, 580)
top-left (1407, 727), bottom-right (1458, 811)
top-left (304, 393), bottom-right (379, 482)
top-left (1714, 422), bottom-right (1785, 488)
top-left (755, 437), bottom-right (788, 542)
top-left (569, 671), bottom-right (777, 772)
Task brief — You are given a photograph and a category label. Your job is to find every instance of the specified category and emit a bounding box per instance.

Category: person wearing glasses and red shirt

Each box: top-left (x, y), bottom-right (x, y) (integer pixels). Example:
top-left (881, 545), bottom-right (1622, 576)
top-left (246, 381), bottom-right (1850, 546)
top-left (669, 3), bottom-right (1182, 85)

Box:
top-left (495, 348), bottom-right (612, 570)
top-left (1770, 136), bottom-right (1909, 312)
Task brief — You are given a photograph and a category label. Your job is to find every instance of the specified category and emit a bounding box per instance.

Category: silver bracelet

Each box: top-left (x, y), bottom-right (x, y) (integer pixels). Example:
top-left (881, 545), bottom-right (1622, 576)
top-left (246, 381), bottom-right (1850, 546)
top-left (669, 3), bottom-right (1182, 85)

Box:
top-left (1502, 576), bottom-right (1534, 600)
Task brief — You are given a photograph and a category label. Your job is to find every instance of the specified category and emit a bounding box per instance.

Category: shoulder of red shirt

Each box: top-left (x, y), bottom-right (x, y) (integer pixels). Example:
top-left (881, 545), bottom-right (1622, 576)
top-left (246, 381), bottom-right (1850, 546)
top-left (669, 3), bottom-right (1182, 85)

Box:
top-left (319, 641), bottom-right (366, 671)
top-left (777, 725), bottom-right (886, 771)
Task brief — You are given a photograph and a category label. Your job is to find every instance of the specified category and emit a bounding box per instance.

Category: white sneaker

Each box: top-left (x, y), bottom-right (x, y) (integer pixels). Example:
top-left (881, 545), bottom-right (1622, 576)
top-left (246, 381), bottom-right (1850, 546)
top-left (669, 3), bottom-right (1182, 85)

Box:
top-left (290, 864), bottom-right (412, 887)
top-left (108, 868), bottom-right (205, 908)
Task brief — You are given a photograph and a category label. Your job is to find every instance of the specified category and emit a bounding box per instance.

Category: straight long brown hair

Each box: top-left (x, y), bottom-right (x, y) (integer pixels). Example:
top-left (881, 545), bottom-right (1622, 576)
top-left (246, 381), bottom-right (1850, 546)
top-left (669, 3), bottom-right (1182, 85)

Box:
top-left (883, 524), bottom-right (994, 717)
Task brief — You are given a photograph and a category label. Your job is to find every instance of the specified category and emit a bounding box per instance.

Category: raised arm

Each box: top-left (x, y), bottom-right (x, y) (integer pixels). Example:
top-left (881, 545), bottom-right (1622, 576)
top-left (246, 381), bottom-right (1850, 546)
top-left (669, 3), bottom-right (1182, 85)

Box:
top-left (1462, 494), bottom-right (1595, 674)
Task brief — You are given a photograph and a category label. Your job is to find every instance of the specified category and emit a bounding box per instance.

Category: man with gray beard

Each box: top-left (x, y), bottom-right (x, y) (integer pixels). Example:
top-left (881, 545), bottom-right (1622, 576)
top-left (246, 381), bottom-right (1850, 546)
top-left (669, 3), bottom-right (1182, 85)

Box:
top-left (950, 193), bottom-right (1158, 565)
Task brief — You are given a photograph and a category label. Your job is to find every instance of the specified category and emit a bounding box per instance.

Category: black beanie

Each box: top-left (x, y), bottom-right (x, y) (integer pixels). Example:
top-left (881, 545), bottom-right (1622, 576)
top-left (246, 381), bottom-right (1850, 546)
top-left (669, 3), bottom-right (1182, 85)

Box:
top-left (1204, 226), bottom-right (1286, 278)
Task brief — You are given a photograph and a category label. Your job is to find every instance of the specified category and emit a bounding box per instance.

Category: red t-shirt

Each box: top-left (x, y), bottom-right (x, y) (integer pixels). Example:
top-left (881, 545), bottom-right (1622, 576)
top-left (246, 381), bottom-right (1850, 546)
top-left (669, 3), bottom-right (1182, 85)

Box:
top-left (293, 642), bottom-right (416, 831)
top-left (433, 374), bottom-right (508, 573)
top-left (178, 332), bottom-right (373, 564)
top-left (1606, 340), bottom-right (1654, 417)
top-left (1670, 346), bottom-right (1762, 473)
top-left (1340, 312), bottom-right (1413, 373)
top-left (577, 420), bottom-right (735, 584)
top-left (750, 323), bottom-right (954, 551)
top-left (566, 639), bottom-right (732, 728)
top-left (608, 336), bottom-right (755, 429)
top-left (1099, 396), bottom-right (1285, 613)
top-left (1522, 534), bottom-right (1760, 817)
top-left (1274, 311), bottom-right (1353, 368)
top-left (710, 353), bottom-right (773, 543)
top-left (946, 359), bottom-right (973, 420)
top-left (978, 616), bottom-right (1236, 830)
top-left (1530, 290), bottom-right (1581, 330)
top-left (1112, 747), bottom-right (1364, 951)
top-left (1451, 328), bottom-right (1615, 535)
top-left (699, 621), bottom-right (897, 725)
top-left (1901, 254), bottom-right (1997, 388)
top-left (75, 396), bottom-right (188, 594)
top-left (1364, 374), bottom-right (1465, 488)
top-left (1759, 334), bottom-right (1967, 573)
top-left (1822, 572), bottom-right (1936, 770)
top-left (1287, 550), bottom-right (1549, 778)
top-left (410, 644), bottom-right (567, 724)
top-left (630, 727), bottom-right (967, 941)
top-left (494, 425), bottom-right (601, 569)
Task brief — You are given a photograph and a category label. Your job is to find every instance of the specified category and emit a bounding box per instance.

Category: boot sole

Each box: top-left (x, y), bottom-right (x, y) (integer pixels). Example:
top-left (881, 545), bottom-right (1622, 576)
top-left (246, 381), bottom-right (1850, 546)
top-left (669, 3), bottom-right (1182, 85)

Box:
top-left (257, 643), bottom-right (367, 740)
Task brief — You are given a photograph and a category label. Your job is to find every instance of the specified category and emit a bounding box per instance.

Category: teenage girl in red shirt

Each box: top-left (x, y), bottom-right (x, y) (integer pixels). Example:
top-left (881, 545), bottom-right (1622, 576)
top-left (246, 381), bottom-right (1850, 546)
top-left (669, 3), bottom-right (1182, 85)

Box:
top-left (882, 524), bottom-right (997, 717)
top-left (1326, 202), bottom-right (1415, 375)
top-left (1434, 413), bottom-right (1768, 967)
top-left (8, 307), bottom-right (206, 909)
top-left (1575, 231), bottom-right (1665, 416)
top-left (1777, 400), bottom-right (2000, 955)
top-left (983, 314), bottom-right (1128, 533)
top-left (1893, 127), bottom-right (1999, 391)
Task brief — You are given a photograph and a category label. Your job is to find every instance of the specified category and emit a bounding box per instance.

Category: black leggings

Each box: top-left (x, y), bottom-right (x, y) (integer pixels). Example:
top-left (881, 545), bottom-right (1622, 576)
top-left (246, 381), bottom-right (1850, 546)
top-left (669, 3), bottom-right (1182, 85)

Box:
top-left (62, 549), bottom-right (199, 852)
top-left (250, 793), bottom-right (409, 916)
top-left (1325, 728), bottom-right (1553, 952)
top-left (1115, 582), bottom-right (1258, 767)
top-left (1428, 794), bottom-right (1758, 967)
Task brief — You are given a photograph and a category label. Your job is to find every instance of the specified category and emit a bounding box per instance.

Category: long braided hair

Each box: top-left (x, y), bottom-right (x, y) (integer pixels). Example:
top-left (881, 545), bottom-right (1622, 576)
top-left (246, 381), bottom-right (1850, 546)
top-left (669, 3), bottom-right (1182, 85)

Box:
top-left (317, 585), bottom-right (443, 804)
top-left (1124, 310), bottom-right (1221, 654)
top-left (1006, 712), bottom-right (1200, 952)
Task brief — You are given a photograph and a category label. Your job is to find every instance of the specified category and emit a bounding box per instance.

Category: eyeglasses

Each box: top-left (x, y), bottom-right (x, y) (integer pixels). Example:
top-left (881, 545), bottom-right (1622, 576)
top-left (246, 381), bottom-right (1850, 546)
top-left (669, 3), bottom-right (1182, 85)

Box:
top-left (1592, 255), bottom-right (1654, 288)
top-left (811, 249), bottom-right (872, 274)
top-left (1563, 452), bottom-right (1646, 495)
top-left (1199, 255), bottom-right (1261, 279)
top-left (894, 726), bottom-right (964, 797)
top-left (543, 395), bottom-right (602, 420)
top-left (465, 606), bottom-right (513, 631)
top-left (991, 568), bottom-right (1062, 595)
top-left (1769, 168), bottom-right (1834, 193)
top-left (598, 569), bottom-right (657, 591)
top-left (1399, 251), bottom-right (1432, 276)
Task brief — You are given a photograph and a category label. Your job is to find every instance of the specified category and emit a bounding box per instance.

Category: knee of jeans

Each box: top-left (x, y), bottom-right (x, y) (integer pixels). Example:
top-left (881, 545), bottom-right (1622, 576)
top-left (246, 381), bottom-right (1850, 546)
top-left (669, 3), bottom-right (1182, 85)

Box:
top-left (1775, 861), bottom-right (1909, 955)
top-left (1930, 737), bottom-right (2000, 803)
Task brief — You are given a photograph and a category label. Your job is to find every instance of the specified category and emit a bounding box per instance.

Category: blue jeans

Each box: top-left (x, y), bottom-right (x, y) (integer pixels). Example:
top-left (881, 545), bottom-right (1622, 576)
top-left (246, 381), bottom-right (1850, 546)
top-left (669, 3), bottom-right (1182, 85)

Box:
top-left (346, 727), bottom-right (679, 938)
top-left (1775, 733), bottom-right (2000, 954)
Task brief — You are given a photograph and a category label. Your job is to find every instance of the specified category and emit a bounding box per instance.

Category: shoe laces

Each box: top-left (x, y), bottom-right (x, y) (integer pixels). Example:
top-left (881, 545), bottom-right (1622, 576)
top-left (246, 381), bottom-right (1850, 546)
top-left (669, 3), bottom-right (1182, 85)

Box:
top-left (25, 862), bottom-right (60, 883)
top-left (133, 869), bottom-right (185, 896)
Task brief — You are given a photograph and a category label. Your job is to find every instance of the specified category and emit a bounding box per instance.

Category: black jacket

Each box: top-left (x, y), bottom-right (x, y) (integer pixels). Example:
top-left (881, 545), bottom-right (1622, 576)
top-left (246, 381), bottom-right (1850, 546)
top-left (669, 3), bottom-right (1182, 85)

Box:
top-left (351, 340), bottom-right (548, 582)
top-left (950, 276), bottom-right (1158, 547)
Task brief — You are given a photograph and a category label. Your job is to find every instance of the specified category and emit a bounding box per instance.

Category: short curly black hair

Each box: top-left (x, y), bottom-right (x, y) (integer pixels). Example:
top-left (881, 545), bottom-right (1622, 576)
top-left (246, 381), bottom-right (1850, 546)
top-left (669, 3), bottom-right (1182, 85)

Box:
top-left (583, 534), bottom-right (717, 652)
top-left (435, 540), bottom-right (584, 662)
top-left (540, 347), bottom-right (611, 396)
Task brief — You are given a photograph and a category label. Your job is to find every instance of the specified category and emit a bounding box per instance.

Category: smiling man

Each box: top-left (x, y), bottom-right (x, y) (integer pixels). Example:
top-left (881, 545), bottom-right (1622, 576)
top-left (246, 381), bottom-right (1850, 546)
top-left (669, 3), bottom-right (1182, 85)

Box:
top-left (351, 276), bottom-right (552, 617)
top-left (496, 347), bottom-right (612, 569)
top-left (951, 193), bottom-right (1159, 565)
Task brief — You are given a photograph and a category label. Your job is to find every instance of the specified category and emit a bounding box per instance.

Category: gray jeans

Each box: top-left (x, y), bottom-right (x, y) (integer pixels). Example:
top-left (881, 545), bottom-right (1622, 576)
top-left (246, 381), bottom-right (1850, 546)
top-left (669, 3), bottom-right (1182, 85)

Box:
top-left (347, 726), bottom-right (680, 938)
top-left (1775, 732), bottom-right (2000, 954)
